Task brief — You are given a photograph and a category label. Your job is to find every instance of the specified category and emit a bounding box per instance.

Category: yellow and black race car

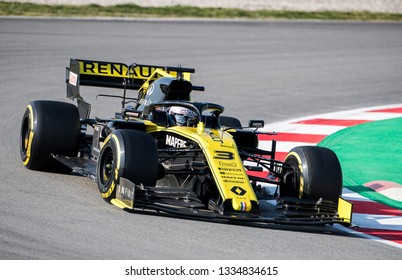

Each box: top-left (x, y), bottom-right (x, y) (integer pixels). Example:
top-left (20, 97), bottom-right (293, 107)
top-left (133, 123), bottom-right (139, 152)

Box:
top-left (20, 59), bottom-right (352, 226)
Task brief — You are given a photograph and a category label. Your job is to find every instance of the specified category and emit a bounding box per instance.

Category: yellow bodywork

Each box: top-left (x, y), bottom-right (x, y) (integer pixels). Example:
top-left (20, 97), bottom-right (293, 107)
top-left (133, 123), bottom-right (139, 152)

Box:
top-left (337, 197), bottom-right (353, 225)
top-left (77, 60), bottom-right (191, 82)
top-left (147, 121), bottom-right (259, 212)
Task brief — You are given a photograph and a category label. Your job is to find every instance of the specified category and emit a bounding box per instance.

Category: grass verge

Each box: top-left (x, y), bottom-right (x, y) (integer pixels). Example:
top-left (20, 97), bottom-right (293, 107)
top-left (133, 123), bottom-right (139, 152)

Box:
top-left (1, 2), bottom-right (402, 21)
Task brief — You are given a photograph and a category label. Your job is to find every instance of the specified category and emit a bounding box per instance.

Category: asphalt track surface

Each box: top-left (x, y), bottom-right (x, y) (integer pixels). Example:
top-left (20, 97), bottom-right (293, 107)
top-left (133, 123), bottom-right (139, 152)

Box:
top-left (1, 17), bottom-right (402, 259)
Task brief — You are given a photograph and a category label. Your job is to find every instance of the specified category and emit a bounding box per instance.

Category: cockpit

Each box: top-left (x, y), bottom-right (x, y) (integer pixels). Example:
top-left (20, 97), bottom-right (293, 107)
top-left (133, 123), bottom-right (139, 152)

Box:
top-left (143, 101), bottom-right (224, 129)
top-left (136, 77), bottom-right (193, 111)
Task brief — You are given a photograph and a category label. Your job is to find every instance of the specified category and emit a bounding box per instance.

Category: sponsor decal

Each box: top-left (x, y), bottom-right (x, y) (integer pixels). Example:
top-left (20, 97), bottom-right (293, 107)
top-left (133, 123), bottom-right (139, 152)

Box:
top-left (224, 179), bottom-right (245, 184)
top-left (231, 186), bottom-right (247, 196)
top-left (218, 167), bottom-right (242, 172)
top-left (116, 178), bottom-right (135, 209)
top-left (218, 161), bottom-right (237, 167)
top-left (81, 61), bottom-right (126, 76)
top-left (78, 61), bottom-right (187, 80)
top-left (117, 184), bottom-right (134, 200)
top-left (69, 71), bottom-right (78, 86)
top-left (166, 135), bottom-right (187, 148)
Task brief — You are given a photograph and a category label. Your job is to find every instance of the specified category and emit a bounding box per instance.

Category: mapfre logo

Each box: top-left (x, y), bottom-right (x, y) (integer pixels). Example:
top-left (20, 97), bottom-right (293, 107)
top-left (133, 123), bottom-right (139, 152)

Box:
top-left (166, 135), bottom-right (187, 148)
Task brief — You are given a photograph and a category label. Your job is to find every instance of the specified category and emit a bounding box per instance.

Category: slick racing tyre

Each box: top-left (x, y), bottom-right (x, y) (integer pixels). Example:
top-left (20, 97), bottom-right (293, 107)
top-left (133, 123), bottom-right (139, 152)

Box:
top-left (20, 100), bottom-right (80, 172)
top-left (281, 146), bottom-right (343, 204)
top-left (97, 129), bottom-right (159, 202)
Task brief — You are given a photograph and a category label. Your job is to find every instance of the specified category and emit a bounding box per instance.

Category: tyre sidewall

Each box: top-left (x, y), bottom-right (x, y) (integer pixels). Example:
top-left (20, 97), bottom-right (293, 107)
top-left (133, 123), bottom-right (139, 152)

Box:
top-left (119, 130), bottom-right (158, 187)
top-left (97, 129), bottom-right (159, 202)
top-left (20, 101), bottom-right (80, 171)
top-left (283, 146), bottom-right (343, 203)
top-left (97, 132), bottom-right (125, 202)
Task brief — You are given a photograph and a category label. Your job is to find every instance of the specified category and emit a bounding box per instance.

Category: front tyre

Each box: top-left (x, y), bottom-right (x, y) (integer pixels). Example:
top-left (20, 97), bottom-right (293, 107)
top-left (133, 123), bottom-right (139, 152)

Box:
top-left (20, 100), bottom-right (80, 172)
top-left (97, 129), bottom-right (159, 202)
top-left (281, 146), bottom-right (343, 204)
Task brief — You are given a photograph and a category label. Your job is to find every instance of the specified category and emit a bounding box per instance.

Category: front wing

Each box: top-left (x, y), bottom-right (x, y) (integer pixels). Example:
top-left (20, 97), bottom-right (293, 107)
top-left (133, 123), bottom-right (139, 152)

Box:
top-left (54, 152), bottom-right (352, 227)
top-left (113, 177), bottom-right (353, 226)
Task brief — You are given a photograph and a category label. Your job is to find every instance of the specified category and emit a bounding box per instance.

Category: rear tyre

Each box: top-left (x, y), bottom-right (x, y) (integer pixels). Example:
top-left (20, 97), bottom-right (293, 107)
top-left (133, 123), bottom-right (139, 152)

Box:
top-left (19, 100), bottom-right (80, 172)
top-left (97, 129), bottom-right (159, 202)
top-left (281, 146), bottom-right (343, 204)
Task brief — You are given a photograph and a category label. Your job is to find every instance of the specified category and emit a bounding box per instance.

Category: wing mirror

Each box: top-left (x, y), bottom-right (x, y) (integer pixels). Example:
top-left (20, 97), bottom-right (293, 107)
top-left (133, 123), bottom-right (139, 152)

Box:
top-left (249, 120), bottom-right (264, 129)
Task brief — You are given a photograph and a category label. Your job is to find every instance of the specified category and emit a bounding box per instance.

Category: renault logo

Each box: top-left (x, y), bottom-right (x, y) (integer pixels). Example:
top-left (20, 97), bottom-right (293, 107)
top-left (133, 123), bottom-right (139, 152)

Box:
top-left (231, 186), bottom-right (246, 196)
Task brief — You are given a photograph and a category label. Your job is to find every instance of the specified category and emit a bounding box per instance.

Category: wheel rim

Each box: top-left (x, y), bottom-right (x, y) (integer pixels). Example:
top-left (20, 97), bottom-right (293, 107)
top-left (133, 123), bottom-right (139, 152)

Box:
top-left (20, 114), bottom-right (31, 157)
top-left (281, 157), bottom-right (301, 198)
top-left (99, 147), bottom-right (114, 186)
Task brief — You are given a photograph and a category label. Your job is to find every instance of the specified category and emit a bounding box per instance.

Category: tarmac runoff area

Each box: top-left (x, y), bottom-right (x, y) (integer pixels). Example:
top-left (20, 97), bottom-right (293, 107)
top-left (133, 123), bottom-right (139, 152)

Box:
top-left (257, 104), bottom-right (402, 247)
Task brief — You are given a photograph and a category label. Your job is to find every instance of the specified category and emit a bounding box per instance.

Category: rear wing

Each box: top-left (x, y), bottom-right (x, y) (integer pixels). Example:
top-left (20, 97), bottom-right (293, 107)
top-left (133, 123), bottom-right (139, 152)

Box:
top-left (66, 58), bottom-right (193, 101)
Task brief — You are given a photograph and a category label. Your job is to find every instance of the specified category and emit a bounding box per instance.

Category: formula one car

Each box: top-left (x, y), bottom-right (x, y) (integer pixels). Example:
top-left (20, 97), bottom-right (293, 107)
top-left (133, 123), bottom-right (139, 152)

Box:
top-left (19, 59), bottom-right (352, 226)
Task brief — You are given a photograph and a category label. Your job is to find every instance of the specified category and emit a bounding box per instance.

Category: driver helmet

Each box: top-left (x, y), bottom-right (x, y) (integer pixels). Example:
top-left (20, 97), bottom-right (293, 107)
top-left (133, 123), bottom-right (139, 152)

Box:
top-left (168, 106), bottom-right (198, 126)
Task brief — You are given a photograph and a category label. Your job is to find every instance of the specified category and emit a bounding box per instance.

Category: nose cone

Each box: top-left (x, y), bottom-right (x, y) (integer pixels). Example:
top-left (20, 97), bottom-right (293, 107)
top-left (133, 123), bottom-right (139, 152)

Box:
top-left (232, 198), bottom-right (252, 212)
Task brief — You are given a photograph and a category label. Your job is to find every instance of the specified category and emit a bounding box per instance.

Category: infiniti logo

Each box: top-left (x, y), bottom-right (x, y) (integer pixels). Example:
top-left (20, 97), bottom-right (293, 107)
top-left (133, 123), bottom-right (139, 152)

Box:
top-left (218, 161), bottom-right (237, 167)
